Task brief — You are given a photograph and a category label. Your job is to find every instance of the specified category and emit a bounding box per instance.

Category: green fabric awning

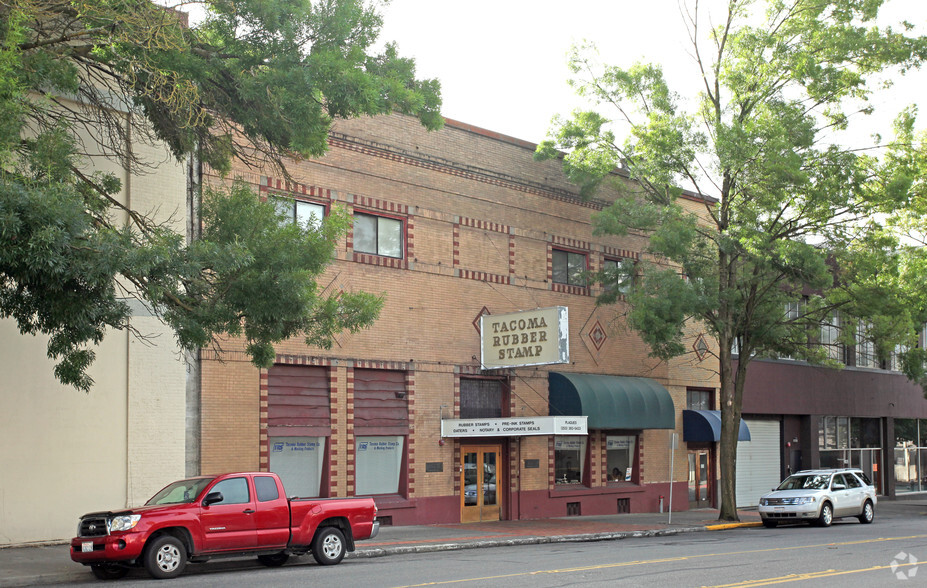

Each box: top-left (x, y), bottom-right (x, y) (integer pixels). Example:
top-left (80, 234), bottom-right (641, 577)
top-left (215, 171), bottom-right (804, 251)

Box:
top-left (548, 372), bottom-right (675, 430)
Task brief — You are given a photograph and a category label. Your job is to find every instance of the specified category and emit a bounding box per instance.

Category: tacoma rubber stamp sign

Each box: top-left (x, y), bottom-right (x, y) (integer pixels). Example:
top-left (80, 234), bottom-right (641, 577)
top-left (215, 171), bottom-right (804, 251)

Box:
top-left (480, 307), bottom-right (569, 369)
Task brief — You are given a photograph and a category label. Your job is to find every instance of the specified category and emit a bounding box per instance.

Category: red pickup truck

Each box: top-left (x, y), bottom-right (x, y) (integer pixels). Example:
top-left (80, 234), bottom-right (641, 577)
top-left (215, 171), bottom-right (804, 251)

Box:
top-left (70, 472), bottom-right (379, 580)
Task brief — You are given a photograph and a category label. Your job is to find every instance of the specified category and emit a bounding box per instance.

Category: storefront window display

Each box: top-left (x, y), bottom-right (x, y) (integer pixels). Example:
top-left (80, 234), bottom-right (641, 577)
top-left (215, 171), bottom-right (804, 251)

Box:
top-left (554, 436), bottom-right (586, 485)
top-left (355, 435), bottom-right (404, 495)
top-left (606, 435), bottom-right (636, 482)
top-left (819, 416), bottom-right (882, 492)
top-left (893, 419), bottom-right (927, 494)
top-left (269, 436), bottom-right (325, 498)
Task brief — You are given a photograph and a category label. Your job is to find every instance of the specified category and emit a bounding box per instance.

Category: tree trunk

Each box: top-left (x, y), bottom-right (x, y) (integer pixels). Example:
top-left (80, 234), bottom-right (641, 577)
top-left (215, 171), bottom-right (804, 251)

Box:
top-left (718, 336), bottom-right (740, 521)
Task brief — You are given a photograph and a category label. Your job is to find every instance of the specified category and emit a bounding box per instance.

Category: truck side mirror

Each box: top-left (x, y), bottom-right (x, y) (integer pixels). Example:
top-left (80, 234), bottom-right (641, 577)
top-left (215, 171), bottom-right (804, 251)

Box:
top-left (203, 491), bottom-right (224, 507)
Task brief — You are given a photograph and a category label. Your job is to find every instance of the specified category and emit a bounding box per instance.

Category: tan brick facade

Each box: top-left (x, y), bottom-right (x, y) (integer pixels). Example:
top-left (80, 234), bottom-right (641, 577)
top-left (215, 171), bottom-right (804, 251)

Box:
top-left (199, 114), bottom-right (720, 524)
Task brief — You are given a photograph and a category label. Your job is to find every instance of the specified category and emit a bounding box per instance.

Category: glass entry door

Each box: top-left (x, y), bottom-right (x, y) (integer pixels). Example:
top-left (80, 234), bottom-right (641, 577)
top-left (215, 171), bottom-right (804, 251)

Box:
top-left (460, 445), bottom-right (500, 523)
top-left (688, 450), bottom-right (711, 508)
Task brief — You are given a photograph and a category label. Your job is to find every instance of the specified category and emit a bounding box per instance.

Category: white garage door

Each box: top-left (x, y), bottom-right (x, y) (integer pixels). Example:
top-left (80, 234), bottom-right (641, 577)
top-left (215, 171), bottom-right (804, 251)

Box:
top-left (735, 419), bottom-right (781, 508)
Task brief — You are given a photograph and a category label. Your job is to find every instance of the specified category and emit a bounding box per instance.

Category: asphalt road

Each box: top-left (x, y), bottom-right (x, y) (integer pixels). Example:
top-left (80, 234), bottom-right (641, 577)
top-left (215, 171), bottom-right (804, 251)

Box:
top-left (58, 503), bottom-right (927, 587)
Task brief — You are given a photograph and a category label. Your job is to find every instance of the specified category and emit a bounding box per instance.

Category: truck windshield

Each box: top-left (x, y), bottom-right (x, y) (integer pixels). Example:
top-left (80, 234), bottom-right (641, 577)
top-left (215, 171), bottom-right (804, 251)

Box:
top-left (146, 477), bottom-right (216, 505)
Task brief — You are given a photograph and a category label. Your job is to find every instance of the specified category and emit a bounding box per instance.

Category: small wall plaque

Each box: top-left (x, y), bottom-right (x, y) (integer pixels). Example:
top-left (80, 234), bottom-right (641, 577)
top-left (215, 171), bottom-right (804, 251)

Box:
top-left (425, 462), bottom-right (444, 473)
top-left (524, 459), bottom-right (540, 469)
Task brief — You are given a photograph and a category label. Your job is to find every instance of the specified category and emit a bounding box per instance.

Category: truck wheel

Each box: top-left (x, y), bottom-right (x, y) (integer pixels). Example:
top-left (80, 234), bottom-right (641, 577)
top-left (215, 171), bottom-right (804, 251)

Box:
top-left (258, 552), bottom-right (290, 567)
top-left (91, 563), bottom-right (129, 580)
top-left (144, 535), bottom-right (187, 579)
top-left (312, 527), bottom-right (346, 566)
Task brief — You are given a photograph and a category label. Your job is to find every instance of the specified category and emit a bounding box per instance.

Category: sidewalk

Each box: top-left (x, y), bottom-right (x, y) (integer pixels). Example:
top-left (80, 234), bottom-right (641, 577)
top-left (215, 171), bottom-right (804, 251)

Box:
top-left (0, 509), bottom-right (760, 587)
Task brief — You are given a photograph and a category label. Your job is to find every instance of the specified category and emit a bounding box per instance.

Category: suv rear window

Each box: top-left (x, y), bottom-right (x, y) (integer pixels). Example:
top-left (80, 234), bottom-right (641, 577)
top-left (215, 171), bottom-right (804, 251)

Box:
top-left (855, 471), bottom-right (872, 486)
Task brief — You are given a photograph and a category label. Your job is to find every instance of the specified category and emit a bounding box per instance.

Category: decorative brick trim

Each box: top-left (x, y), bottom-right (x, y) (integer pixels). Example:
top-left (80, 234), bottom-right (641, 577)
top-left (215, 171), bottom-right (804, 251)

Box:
top-left (458, 217), bottom-right (509, 234)
top-left (259, 370), bottom-right (269, 470)
top-left (273, 355), bottom-right (335, 366)
top-left (548, 437), bottom-right (556, 488)
top-left (551, 282), bottom-right (589, 296)
top-left (406, 370), bottom-right (416, 498)
top-left (602, 246), bottom-right (640, 261)
top-left (599, 431), bottom-right (608, 486)
top-left (453, 374), bottom-right (461, 418)
top-left (551, 235), bottom-right (591, 250)
top-left (452, 223), bottom-right (460, 268)
top-left (406, 217), bottom-right (415, 263)
top-left (509, 235), bottom-right (516, 277)
top-left (459, 269), bottom-right (509, 284)
top-left (638, 434), bottom-right (645, 482)
top-left (353, 194), bottom-right (410, 215)
top-left (259, 176), bottom-right (332, 200)
top-left (328, 134), bottom-right (607, 211)
top-left (352, 252), bottom-right (408, 269)
top-left (346, 367), bottom-right (355, 497)
top-left (328, 369), bottom-right (339, 492)
top-left (352, 360), bottom-right (413, 371)
top-left (453, 441), bottom-right (461, 496)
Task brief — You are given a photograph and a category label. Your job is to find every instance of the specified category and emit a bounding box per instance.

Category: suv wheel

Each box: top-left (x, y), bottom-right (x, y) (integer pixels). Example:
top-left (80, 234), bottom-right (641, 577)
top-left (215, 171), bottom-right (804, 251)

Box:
top-left (816, 502), bottom-right (833, 527)
top-left (858, 500), bottom-right (874, 524)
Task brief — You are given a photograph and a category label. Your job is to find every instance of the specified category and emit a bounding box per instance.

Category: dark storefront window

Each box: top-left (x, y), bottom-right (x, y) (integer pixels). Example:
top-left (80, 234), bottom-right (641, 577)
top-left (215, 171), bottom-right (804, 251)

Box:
top-left (894, 419), bottom-right (927, 494)
top-left (555, 436), bottom-right (587, 485)
top-left (818, 416), bottom-right (882, 492)
top-left (354, 369), bottom-right (408, 496)
top-left (460, 378), bottom-right (505, 419)
top-left (267, 365), bottom-right (331, 498)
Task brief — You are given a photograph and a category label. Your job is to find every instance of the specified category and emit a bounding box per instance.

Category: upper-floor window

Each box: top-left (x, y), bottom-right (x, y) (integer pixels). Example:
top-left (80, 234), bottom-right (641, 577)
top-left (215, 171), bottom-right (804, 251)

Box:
top-left (275, 197), bottom-right (325, 229)
top-left (686, 388), bottom-right (713, 411)
top-left (856, 320), bottom-right (877, 368)
top-left (820, 310), bottom-right (843, 363)
top-left (354, 212), bottom-right (402, 258)
top-left (552, 249), bottom-right (586, 287)
top-left (602, 258), bottom-right (632, 294)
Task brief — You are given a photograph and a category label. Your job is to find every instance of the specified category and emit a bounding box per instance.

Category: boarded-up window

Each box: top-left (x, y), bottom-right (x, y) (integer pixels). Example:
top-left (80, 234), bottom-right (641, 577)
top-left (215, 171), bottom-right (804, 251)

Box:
top-left (354, 369), bottom-right (408, 435)
top-left (268, 365), bottom-right (331, 436)
top-left (460, 378), bottom-right (504, 419)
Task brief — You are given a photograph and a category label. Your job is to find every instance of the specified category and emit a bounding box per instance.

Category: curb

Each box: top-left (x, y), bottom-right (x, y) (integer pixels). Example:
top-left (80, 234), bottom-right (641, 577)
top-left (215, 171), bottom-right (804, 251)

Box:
top-left (705, 521), bottom-right (764, 531)
top-left (349, 526), bottom-right (709, 558)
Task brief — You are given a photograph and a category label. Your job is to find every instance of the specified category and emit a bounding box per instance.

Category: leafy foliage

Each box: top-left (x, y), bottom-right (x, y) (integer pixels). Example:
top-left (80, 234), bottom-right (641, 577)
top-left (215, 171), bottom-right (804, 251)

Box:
top-left (538, 0), bottom-right (927, 520)
top-left (0, 0), bottom-right (439, 390)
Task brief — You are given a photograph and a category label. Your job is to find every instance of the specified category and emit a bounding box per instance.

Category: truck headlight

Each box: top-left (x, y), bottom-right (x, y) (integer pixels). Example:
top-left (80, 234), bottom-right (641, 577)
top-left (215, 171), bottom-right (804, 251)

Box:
top-left (108, 514), bottom-right (141, 532)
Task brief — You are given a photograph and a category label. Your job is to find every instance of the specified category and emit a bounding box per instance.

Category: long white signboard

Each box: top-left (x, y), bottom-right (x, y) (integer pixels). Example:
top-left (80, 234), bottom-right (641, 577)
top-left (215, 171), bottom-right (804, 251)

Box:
top-left (441, 416), bottom-right (587, 438)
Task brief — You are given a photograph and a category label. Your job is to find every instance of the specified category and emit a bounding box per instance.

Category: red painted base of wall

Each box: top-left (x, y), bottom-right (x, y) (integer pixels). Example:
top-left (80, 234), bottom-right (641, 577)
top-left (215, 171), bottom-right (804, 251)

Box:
top-left (372, 482), bottom-right (692, 526)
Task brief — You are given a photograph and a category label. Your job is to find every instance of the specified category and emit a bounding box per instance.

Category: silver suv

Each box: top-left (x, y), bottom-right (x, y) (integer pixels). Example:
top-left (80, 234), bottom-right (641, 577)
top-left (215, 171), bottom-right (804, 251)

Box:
top-left (758, 468), bottom-right (876, 528)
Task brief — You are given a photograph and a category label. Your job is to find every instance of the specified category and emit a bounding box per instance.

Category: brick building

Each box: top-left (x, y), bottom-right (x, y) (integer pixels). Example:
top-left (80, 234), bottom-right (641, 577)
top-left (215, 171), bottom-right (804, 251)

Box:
top-left (196, 114), bottom-right (724, 524)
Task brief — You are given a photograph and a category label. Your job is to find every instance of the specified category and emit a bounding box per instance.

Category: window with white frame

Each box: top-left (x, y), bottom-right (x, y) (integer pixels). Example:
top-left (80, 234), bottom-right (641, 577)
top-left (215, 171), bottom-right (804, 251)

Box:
top-left (602, 258), bottom-right (632, 294)
top-left (275, 197), bottom-right (325, 229)
top-left (354, 212), bottom-right (403, 258)
top-left (554, 436), bottom-right (586, 484)
top-left (552, 249), bottom-right (586, 287)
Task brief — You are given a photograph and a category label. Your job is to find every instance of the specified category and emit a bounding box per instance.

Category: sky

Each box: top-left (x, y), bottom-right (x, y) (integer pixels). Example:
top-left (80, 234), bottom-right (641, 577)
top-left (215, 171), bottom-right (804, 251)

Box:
top-left (377, 0), bottom-right (927, 147)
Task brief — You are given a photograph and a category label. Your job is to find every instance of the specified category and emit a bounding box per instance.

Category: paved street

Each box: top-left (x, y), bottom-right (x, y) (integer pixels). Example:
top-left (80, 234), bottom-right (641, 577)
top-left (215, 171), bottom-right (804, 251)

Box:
top-left (5, 500), bottom-right (927, 587)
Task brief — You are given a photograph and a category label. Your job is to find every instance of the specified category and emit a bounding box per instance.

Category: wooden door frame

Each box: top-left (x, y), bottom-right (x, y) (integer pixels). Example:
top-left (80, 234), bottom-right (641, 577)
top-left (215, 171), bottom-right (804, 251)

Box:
top-left (460, 443), bottom-right (503, 523)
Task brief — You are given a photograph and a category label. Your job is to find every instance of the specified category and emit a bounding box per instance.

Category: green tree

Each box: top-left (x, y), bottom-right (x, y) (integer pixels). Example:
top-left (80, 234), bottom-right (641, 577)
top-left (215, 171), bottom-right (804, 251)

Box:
top-left (0, 0), bottom-right (441, 391)
top-left (537, 0), bottom-right (927, 521)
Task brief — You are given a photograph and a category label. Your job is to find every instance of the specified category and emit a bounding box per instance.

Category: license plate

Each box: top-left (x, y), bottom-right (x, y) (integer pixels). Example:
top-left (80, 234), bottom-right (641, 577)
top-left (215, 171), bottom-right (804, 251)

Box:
top-left (774, 506), bottom-right (785, 511)
top-left (82, 541), bottom-right (93, 553)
